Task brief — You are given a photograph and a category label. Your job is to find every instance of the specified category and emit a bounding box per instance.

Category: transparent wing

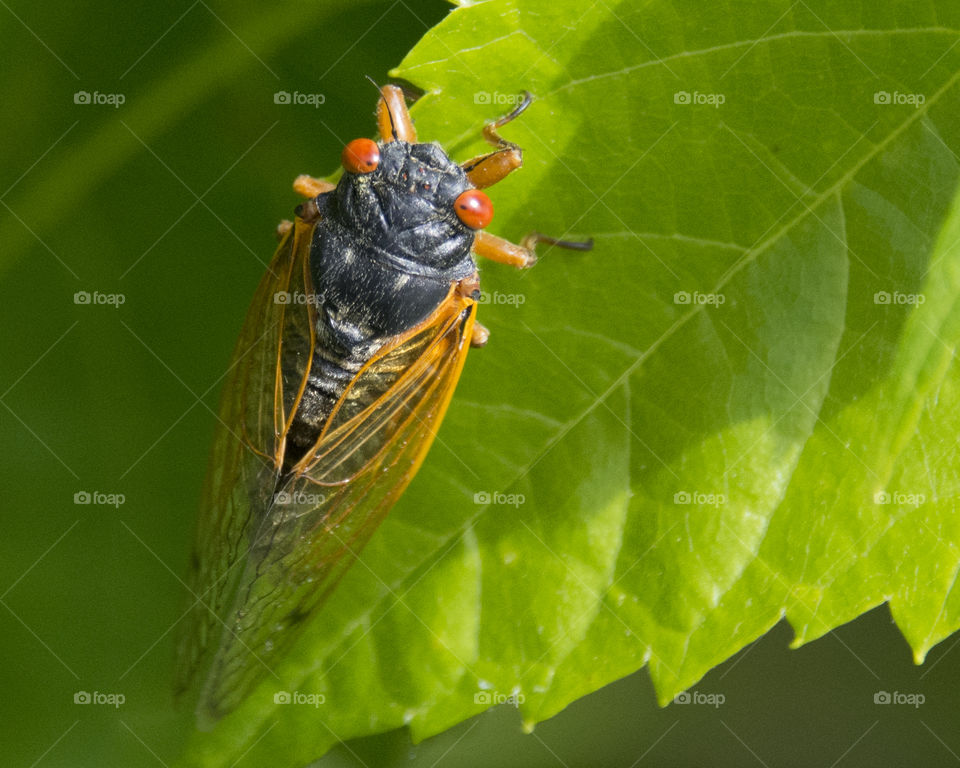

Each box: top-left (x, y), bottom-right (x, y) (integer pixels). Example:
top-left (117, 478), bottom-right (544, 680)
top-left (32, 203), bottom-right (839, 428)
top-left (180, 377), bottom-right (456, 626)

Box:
top-left (197, 284), bottom-right (477, 718)
top-left (175, 219), bottom-right (317, 698)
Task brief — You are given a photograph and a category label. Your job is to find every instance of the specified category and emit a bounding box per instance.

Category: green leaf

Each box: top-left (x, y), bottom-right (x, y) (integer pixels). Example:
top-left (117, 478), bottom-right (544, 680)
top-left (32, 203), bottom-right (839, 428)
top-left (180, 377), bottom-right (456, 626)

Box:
top-left (180, 0), bottom-right (960, 764)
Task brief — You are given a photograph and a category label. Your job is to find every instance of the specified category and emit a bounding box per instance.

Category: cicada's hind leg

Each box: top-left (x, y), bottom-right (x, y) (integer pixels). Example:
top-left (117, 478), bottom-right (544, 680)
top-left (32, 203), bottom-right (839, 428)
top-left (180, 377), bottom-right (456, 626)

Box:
top-left (455, 274), bottom-right (490, 347)
top-left (461, 92), bottom-right (532, 189)
top-left (275, 219), bottom-right (293, 241)
top-left (470, 322), bottom-right (490, 348)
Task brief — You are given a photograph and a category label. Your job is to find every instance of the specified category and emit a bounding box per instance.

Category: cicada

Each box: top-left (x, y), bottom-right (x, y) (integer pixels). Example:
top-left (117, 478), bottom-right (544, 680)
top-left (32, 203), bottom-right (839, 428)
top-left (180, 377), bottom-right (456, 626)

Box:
top-left (175, 84), bottom-right (591, 719)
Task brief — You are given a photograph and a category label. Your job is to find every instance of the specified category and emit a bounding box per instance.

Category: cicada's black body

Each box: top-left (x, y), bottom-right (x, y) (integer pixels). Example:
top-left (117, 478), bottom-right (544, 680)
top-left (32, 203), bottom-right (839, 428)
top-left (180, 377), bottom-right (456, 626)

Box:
top-left (176, 85), bottom-right (589, 723)
top-left (285, 140), bottom-right (479, 466)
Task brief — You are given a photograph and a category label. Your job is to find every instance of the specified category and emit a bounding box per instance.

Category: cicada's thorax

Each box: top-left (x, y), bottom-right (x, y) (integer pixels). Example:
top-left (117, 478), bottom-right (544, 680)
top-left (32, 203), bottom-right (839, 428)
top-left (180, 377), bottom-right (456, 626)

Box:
top-left (283, 140), bottom-right (479, 467)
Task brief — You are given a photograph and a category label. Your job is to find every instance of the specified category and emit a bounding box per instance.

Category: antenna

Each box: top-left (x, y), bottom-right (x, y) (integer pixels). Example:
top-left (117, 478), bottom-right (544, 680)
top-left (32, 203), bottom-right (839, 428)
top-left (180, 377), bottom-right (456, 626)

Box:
top-left (364, 74), bottom-right (397, 141)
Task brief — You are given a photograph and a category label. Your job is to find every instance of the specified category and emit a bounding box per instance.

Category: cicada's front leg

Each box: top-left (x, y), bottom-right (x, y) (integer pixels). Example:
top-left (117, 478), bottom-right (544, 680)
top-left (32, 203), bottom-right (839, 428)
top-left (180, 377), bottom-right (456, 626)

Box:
top-left (460, 92), bottom-right (531, 189)
top-left (462, 92), bottom-right (594, 343)
top-left (377, 84), bottom-right (417, 142)
top-left (275, 219), bottom-right (293, 241)
top-left (293, 175), bottom-right (335, 199)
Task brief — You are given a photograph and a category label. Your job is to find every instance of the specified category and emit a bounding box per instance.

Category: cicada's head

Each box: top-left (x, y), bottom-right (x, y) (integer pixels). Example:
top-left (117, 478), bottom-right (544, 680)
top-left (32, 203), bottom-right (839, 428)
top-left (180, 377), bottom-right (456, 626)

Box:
top-left (332, 137), bottom-right (492, 280)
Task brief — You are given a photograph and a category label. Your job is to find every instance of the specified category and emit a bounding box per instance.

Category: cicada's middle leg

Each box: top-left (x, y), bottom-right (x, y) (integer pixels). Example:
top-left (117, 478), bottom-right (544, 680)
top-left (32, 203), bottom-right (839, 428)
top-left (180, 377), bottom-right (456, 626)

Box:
top-left (288, 174), bottom-right (335, 225)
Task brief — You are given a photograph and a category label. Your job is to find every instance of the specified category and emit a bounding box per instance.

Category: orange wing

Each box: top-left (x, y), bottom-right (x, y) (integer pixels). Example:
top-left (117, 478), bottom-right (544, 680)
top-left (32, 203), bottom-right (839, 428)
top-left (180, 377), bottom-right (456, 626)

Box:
top-left (178, 217), bottom-right (477, 719)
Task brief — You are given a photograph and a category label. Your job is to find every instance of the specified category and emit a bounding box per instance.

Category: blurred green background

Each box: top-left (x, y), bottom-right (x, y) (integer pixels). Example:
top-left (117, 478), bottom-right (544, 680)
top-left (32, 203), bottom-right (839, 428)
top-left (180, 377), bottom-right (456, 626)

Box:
top-left (1, 1), bottom-right (959, 766)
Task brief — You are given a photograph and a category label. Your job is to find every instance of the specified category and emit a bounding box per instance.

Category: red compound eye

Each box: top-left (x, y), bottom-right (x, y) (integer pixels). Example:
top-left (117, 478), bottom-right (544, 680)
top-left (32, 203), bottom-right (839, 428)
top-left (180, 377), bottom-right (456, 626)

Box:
top-left (454, 189), bottom-right (493, 229)
top-left (342, 138), bottom-right (380, 174)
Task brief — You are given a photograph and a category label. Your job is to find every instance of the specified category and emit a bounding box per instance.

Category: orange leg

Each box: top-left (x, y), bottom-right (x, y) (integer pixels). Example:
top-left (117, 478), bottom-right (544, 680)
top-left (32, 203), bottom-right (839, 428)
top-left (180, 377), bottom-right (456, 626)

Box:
top-left (456, 274), bottom-right (490, 346)
top-left (275, 219), bottom-right (293, 241)
top-left (463, 148), bottom-right (522, 190)
top-left (520, 231), bottom-right (594, 252)
top-left (462, 92), bottom-right (531, 189)
top-left (471, 322), bottom-right (490, 348)
top-left (377, 85), bottom-right (417, 143)
top-left (292, 175), bottom-right (335, 224)
top-left (467, 229), bottom-right (591, 346)
top-left (474, 230), bottom-right (595, 269)
top-left (293, 175), bottom-right (335, 198)
top-left (473, 230), bottom-right (538, 269)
